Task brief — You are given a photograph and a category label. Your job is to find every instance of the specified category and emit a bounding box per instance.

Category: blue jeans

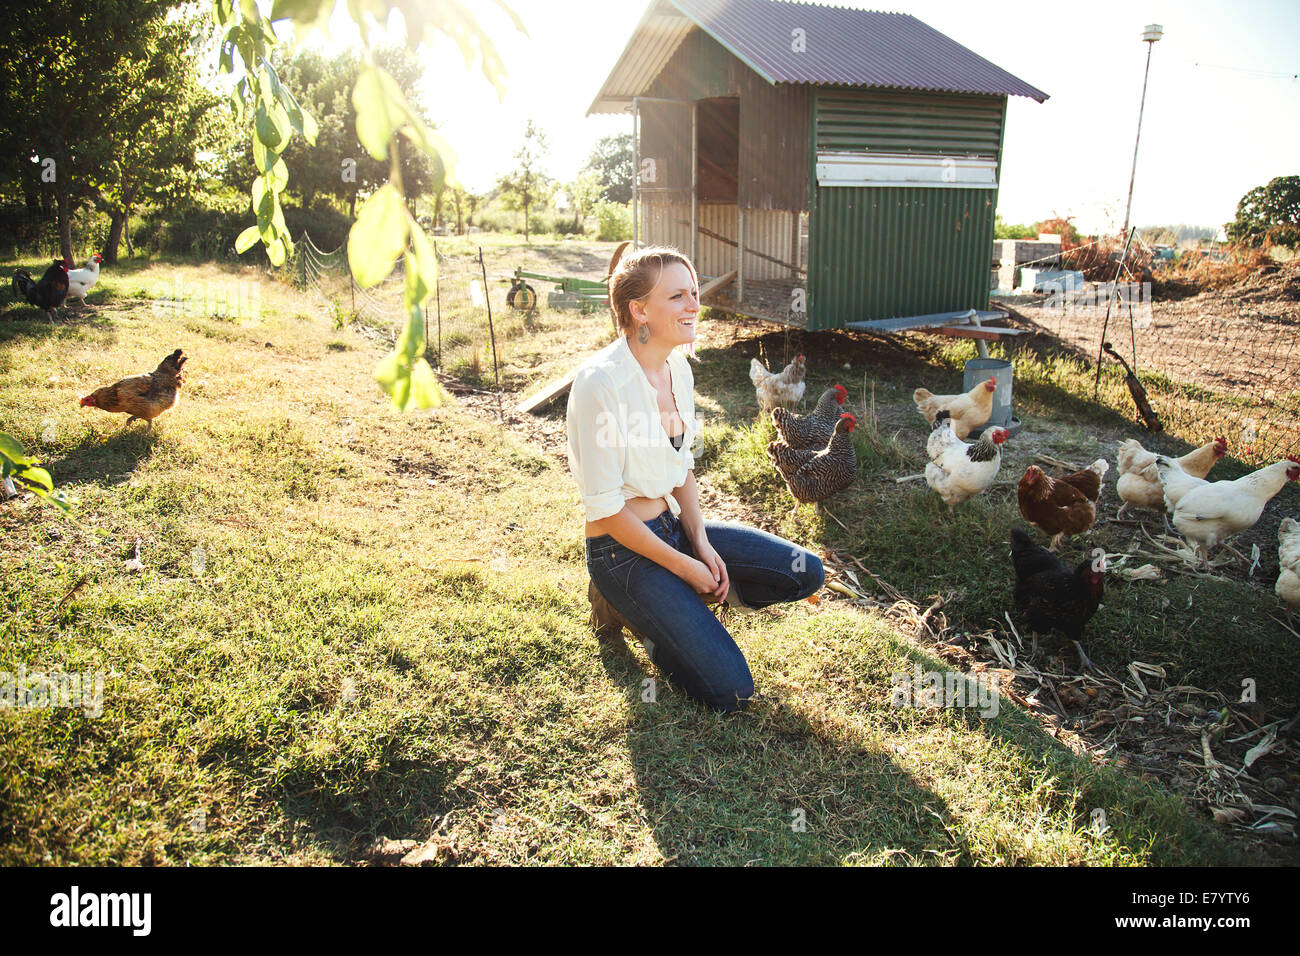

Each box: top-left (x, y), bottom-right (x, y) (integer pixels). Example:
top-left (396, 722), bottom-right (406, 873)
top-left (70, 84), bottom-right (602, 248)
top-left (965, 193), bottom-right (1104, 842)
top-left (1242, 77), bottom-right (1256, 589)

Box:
top-left (585, 511), bottom-right (825, 713)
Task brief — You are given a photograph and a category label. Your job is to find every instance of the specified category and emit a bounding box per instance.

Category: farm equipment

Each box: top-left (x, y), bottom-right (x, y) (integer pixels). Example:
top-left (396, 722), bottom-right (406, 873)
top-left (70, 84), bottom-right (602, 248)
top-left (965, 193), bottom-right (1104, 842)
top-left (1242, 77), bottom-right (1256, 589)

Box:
top-left (502, 267), bottom-right (610, 314)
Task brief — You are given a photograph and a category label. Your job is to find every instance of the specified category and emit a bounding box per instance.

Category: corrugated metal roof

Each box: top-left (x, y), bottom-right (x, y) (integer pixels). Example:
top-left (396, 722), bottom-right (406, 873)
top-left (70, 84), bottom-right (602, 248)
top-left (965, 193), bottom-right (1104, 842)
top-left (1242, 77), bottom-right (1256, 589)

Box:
top-left (589, 0), bottom-right (1048, 114)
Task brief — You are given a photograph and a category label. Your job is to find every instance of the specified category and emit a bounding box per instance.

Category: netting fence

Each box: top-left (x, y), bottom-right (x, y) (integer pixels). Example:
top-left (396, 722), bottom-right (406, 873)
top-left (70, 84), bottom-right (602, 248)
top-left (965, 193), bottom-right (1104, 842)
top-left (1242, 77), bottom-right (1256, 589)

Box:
top-left (0, 202), bottom-right (62, 259)
top-left (1003, 238), bottom-right (1300, 467)
top-left (290, 232), bottom-right (531, 388)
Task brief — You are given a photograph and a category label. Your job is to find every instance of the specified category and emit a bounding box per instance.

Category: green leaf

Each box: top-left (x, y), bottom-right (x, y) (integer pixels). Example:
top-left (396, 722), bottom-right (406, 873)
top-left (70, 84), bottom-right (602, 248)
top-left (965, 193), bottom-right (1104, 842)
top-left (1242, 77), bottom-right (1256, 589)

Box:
top-left (239, 0), bottom-right (261, 28)
top-left (266, 236), bottom-right (286, 267)
top-left (348, 185), bottom-right (408, 287)
top-left (255, 101), bottom-right (288, 151)
top-left (0, 432), bottom-right (35, 467)
top-left (235, 224), bottom-right (261, 253)
top-left (268, 158), bottom-right (289, 191)
top-left (251, 132), bottom-right (278, 174)
top-left (281, 87), bottom-right (318, 147)
top-left (300, 108), bottom-right (320, 147)
top-left (253, 176), bottom-right (279, 243)
top-left (375, 308), bottom-right (446, 411)
top-left (214, 0), bottom-right (237, 29)
top-left (1, 431), bottom-right (71, 513)
top-left (234, 27), bottom-right (254, 69)
top-left (351, 67), bottom-right (395, 160)
top-left (269, 0), bottom-right (330, 25)
top-left (405, 221), bottom-right (437, 307)
top-left (20, 466), bottom-right (53, 493)
top-left (407, 358), bottom-right (445, 408)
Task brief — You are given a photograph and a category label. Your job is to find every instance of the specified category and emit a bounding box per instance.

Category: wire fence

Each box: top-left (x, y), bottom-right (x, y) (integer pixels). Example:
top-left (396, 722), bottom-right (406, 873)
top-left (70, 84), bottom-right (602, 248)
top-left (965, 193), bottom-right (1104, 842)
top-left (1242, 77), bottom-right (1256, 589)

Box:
top-left (1006, 251), bottom-right (1300, 466)
top-left (289, 232), bottom-right (528, 388)
top-left (0, 202), bottom-right (62, 259)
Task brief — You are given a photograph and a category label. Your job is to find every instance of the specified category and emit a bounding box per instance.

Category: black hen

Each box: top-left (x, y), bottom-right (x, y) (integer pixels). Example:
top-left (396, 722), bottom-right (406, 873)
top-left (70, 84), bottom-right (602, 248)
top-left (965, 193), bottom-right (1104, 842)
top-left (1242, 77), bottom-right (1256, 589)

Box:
top-left (12, 259), bottom-right (70, 323)
top-left (1009, 527), bottom-right (1105, 643)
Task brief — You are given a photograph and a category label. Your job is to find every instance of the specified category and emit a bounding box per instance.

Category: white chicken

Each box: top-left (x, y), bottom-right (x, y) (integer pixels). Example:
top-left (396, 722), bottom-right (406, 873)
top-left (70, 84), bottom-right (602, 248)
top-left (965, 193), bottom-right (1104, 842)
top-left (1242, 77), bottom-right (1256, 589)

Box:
top-left (924, 411), bottom-right (1008, 509)
top-left (1116, 436), bottom-right (1226, 519)
top-left (1171, 456), bottom-right (1300, 566)
top-left (1276, 518), bottom-right (1300, 621)
top-left (1156, 456), bottom-right (1209, 515)
top-left (749, 353), bottom-right (806, 413)
top-left (67, 254), bottom-right (104, 308)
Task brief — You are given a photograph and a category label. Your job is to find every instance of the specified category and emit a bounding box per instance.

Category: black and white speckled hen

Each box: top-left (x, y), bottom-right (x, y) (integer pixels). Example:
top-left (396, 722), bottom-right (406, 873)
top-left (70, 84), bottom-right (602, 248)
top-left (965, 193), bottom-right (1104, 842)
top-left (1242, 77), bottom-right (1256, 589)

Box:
top-left (771, 383), bottom-right (847, 449)
top-left (775, 413), bottom-right (858, 504)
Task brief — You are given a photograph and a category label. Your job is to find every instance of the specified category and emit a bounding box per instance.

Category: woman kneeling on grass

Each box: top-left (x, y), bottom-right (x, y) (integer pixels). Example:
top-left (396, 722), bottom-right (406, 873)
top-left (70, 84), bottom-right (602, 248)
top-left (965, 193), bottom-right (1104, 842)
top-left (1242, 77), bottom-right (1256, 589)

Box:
top-left (566, 246), bottom-right (824, 713)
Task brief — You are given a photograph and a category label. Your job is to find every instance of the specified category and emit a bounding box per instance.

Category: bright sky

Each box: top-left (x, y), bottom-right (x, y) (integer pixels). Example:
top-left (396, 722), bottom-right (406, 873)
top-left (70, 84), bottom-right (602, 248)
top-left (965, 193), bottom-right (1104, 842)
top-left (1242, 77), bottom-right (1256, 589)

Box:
top-left (296, 0), bottom-right (1300, 235)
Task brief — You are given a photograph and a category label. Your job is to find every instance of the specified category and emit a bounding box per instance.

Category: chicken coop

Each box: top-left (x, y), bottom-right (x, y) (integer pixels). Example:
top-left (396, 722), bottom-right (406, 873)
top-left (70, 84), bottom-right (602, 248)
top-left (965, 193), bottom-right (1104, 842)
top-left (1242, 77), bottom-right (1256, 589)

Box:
top-left (589, 0), bottom-right (1048, 333)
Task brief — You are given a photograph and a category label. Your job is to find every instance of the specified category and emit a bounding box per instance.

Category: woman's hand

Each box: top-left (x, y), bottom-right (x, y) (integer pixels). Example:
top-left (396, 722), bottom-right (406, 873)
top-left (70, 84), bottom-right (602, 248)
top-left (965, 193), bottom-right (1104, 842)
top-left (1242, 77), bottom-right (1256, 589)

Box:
top-left (686, 537), bottom-right (729, 603)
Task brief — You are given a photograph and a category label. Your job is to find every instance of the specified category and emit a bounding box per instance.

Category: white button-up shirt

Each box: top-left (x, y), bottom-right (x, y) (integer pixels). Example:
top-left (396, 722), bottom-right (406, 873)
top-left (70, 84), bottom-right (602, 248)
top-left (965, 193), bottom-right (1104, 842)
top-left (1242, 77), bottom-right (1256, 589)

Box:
top-left (566, 335), bottom-right (700, 522)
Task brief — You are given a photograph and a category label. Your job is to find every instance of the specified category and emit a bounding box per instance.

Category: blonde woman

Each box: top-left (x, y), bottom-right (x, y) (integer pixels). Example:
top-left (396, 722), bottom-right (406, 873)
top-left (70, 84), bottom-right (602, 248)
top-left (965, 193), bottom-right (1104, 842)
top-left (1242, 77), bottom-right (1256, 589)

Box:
top-left (566, 246), bottom-right (823, 712)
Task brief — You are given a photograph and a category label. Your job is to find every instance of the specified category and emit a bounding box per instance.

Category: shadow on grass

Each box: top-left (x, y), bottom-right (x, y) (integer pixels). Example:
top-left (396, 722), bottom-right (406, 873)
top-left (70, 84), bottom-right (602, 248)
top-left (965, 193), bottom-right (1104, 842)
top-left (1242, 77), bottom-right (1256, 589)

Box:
top-left (593, 637), bottom-right (979, 865)
top-left (46, 425), bottom-right (161, 487)
top-left (0, 303), bottom-right (122, 348)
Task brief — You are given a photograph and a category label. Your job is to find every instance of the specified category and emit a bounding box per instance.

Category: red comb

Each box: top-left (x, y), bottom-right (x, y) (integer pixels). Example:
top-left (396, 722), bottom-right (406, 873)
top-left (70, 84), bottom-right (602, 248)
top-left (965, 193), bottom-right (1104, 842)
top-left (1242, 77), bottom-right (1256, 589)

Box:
top-left (1289, 455), bottom-right (1299, 464)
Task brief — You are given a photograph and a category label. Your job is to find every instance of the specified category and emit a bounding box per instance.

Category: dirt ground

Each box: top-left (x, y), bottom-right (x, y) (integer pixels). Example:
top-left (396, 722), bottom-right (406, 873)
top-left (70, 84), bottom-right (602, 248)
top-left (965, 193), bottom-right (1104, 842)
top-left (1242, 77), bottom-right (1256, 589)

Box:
top-left (1004, 258), bottom-right (1300, 464)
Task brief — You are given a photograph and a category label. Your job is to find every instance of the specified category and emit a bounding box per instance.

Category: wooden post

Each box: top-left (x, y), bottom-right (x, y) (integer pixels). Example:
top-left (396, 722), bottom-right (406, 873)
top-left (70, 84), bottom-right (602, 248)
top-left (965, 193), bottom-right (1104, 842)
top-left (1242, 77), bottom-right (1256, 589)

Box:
top-left (691, 101), bottom-right (698, 267)
top-left (632, 99), bottom-right (640, 249)
top-left (790, 210), bottom-right (800, 275)
top-left (737, 207), bottom-right (745, 305)
top-left (479, 246), bottom-right (500, 390)
top-left (1094, 228), bottom-right (1137, 398)
top-left (968, 310), bottom-right (990, 359)
top-left (433, 240), bottom-right (442, 368)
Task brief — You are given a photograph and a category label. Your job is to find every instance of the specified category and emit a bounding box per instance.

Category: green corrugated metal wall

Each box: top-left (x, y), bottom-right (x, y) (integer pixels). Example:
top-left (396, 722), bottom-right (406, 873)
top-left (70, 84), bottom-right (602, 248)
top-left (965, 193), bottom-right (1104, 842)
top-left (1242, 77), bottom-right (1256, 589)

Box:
top-left (815, 89), bottom-right (1005, 156)
top-left (807, 89), bottom-right (1007, 329)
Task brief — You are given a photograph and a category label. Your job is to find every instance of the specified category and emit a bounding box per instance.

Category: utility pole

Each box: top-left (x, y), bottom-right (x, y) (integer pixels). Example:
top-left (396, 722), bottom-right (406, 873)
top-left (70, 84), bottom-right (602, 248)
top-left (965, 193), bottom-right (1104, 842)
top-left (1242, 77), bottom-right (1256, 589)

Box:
top-left (1122, 24), bottom-right (1164, 236)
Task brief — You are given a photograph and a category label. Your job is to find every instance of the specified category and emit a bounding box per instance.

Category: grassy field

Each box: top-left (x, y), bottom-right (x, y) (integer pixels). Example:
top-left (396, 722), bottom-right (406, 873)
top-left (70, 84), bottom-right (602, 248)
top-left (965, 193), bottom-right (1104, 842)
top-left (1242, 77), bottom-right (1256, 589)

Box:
top-left (1, 248), bottom-right (1292, 865)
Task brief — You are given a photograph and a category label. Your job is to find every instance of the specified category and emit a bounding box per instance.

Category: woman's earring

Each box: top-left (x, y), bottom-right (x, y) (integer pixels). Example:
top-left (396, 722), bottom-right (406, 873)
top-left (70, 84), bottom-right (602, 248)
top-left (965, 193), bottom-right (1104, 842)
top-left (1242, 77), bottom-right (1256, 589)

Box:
top-left (637, 322), bottom-right (650, 344)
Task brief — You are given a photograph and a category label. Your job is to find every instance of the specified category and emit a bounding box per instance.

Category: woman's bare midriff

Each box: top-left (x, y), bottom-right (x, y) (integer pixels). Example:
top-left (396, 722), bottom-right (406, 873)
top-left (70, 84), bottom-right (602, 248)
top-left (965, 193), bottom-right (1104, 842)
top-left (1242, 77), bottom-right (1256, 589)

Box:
top-left (585, 496), bottom-right (668, 538)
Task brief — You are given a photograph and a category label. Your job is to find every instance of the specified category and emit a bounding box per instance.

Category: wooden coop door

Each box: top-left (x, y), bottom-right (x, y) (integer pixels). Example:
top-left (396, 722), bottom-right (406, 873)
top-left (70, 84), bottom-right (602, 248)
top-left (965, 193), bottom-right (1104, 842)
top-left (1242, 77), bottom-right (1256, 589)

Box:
top-left (696, 97), bottom-right (738, 203)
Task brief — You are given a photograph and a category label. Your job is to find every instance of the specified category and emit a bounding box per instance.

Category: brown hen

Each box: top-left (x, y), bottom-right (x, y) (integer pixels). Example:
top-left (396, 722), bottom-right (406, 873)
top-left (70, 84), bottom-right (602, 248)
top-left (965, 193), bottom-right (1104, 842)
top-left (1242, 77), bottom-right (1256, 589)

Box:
top-left (80, 349), bottom-right (187, 428)
top-left (1017, 459), bottom-right (1109, 550)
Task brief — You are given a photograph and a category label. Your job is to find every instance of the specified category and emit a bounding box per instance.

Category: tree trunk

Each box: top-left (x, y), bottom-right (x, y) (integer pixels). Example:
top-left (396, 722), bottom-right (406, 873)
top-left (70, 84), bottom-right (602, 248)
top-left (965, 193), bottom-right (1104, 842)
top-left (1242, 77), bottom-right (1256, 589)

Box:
top-left (124, 203), bottom-right (133, 257)
top-left (105, 211), bottom-right (126, 264)
top-left (55, 187), bottom-right (72, 262)
top-left (103, 187), bottom-right (139, 263)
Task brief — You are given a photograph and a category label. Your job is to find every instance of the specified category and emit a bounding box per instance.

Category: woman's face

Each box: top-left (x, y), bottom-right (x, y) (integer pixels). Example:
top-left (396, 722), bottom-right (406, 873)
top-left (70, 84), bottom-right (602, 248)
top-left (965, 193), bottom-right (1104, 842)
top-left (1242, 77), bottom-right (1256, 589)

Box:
top-left (629, 261), bottom-right (699, 347)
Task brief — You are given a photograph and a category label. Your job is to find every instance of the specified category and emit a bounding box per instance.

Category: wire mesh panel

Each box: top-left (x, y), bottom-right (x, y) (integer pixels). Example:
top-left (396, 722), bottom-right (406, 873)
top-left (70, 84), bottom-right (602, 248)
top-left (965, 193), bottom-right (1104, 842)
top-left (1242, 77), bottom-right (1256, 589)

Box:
top-left (1008, 257), bottom-right (1300, 466)
top-left (289, 232), bottom-right (514, 388)
top-left (0, 203), bottom-right (61, 259)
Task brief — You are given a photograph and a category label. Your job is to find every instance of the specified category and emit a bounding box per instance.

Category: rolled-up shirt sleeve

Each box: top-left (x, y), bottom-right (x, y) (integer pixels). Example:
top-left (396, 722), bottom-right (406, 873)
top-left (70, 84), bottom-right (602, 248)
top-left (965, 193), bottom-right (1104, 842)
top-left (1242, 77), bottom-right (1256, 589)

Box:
top-left (567, 367), bottom-right (627, 522)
